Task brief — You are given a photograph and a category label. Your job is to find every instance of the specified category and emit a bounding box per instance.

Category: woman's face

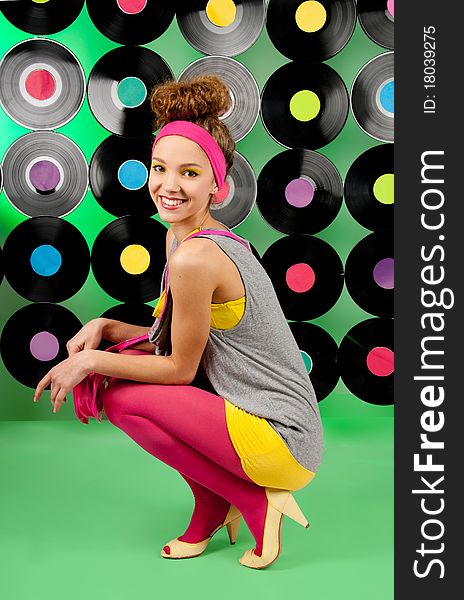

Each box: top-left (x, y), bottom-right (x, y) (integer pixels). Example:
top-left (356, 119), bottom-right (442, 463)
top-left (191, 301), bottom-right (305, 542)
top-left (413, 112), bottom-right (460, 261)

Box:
top-left (148, 135), bottom-right (218, 223)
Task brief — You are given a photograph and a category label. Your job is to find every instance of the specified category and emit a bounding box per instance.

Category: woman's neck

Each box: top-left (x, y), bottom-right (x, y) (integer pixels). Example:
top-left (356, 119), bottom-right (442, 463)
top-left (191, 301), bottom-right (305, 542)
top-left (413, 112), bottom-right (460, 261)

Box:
top-left (170, 213), bottom-right (228, 243)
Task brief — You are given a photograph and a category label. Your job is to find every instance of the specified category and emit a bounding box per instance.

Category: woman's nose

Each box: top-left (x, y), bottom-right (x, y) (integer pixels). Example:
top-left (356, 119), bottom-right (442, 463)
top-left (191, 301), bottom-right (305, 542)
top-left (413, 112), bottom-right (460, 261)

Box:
top-left (164, 171), bottom-right (180, 191)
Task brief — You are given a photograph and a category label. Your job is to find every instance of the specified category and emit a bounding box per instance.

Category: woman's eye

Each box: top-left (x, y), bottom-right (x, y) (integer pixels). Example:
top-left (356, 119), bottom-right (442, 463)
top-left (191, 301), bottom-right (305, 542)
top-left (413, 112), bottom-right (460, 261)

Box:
top-left (184, 170), bottom-right (198, 177)
top-left (152, 165), bottom-right (164, 172)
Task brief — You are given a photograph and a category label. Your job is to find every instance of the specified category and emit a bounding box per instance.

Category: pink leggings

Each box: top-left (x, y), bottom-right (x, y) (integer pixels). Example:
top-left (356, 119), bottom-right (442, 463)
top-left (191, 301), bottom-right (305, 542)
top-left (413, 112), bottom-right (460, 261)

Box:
top-left (101, 348), bottom-right (270, 555)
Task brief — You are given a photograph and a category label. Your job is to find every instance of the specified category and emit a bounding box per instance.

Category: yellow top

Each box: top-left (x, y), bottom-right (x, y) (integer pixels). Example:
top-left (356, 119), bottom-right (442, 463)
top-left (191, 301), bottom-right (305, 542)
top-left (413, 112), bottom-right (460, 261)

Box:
top-left (152, 227), bottom-right (315, 490)
top-left (152, 228), bottom-right (245, 329)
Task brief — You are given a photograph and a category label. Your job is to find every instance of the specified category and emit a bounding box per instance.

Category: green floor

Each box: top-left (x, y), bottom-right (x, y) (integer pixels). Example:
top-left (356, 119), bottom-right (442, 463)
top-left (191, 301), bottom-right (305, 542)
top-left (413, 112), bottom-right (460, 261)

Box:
top-left (0, 417), bottom-right (393, 600)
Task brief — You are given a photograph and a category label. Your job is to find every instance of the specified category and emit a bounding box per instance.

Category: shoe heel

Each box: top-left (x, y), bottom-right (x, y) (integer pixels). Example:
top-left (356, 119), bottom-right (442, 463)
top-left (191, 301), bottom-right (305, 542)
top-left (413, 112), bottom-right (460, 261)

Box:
top-left (226, 516), bottom-right (241, 544)
top-left (266, 488), bottom-right (310, 529)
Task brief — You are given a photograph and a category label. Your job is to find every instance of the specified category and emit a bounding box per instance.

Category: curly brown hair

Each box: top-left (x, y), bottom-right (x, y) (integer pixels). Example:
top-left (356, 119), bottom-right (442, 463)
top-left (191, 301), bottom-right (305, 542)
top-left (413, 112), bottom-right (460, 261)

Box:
top-left (150, 74), bottom-right (235, 177)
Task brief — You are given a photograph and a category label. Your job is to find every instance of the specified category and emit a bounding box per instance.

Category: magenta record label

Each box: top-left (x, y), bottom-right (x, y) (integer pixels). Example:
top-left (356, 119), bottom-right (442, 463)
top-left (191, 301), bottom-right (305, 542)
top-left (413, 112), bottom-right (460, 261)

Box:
top-left (261, 234), bottom-right (344, 320)
top-left (358, 0), bottom-right (394, 50)
top-left (3, 216), bottom-right (90, 303)
top-left (338, 317), bottom-right (393, 405)
top-left (0, 303), bottom-right (83, 389)
top-left (0, 39), bottom-right (85, 130)
top-left (87, 0), bottom-right (174, 45)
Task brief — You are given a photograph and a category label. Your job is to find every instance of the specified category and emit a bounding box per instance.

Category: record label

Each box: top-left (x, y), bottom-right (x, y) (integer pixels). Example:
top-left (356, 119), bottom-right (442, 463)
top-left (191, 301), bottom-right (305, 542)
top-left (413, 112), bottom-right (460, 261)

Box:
top-left (261, 234), bottom-right (344, 320)
top-left (0, 39), bottom-right (85, 130)
top-left (261, 61), bottom-right (349, 149)
top-left (257, 148), bottom-right (343, 234)
top-left (266, 0), bottom-right (356, 61)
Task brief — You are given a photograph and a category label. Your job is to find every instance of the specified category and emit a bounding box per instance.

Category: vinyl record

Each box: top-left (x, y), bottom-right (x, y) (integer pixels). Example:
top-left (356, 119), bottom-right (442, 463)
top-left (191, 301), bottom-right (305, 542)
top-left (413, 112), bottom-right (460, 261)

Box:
top-left (345, 230), bottom-right (393, 317)
top-left (288, 321), bottom-right (339, 401)
top-left (266, 0), bottom-right (356, 61)
top-left (261, 234), bottom-right (344, 320)
top-left (98, 302), bottom-right (158, 351)
top-left (351, 52), bottom-right (394, 142)
top-left (0, 303), bottom-right (83, 389)
top-left (87, 46), bottom-right (173, 138)
top-left (209, 151), bottom-right (256, 228)
top-left (261, 61), bottom-right (349, 149)
top-left (338, 317), bottom-right (394, 405)
top-left (179, 56), bottom-right (260, 141)
top-left (344, 144), bottom-right (393, 231)
top-left (0, 245), bottom-right (4, 285)
top-left (2, 131), bottom-right (88, 218)
top-left (358, 0), bottom-right (394, 49)
top-left (0, 39), bottom-right (85, 130)
top-left (87, 0), bottom-right (175, 45)
top-left (90, 135), bottom-right (156, 218)
top-left (91, 216), bottom-right (167, 303)
top-left (3, 216), bottom-right (90, 302)
top-left (257, 148), bottom-right (343, 234)
top-left (0, 163), bottom-right (3, 195)
top-left (176, 0), bottom-right (265, 56)
top-left (0, 0), bottom-right (84, 34)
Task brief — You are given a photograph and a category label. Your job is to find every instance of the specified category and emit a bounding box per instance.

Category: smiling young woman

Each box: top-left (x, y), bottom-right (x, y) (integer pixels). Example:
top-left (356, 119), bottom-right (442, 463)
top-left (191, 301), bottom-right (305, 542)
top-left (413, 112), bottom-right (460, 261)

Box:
top-left (91, 74), bottom-right (323, 569)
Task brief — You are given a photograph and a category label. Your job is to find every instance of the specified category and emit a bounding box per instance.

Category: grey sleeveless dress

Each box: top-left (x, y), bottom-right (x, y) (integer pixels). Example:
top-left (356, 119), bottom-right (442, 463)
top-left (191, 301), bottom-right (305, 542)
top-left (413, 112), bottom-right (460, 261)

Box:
top-left (148, 227), bottom-right (324, 473)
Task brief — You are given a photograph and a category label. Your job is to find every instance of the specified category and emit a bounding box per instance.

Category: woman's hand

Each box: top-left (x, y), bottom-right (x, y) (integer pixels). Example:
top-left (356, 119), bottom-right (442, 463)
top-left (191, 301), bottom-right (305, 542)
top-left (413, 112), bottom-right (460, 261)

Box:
top-left (66, 318), bottom-right (105, 356)
top-left (33, 349), bottom-right (94, 413)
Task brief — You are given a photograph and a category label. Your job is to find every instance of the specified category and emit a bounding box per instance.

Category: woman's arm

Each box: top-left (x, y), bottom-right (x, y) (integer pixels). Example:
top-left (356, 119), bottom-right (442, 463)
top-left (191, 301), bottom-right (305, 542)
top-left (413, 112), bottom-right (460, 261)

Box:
top-left (100, 318), bottom-right (154, 353)
top-left (88, 239), bottom-right (217, 385)
top-left (98, 228), bottom-right (173, 352)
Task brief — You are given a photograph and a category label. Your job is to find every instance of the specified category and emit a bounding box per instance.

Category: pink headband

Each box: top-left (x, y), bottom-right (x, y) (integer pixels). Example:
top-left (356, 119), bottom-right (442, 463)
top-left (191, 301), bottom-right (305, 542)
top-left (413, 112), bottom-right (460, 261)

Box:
top-left (151, 120), bottom-right (227, 189)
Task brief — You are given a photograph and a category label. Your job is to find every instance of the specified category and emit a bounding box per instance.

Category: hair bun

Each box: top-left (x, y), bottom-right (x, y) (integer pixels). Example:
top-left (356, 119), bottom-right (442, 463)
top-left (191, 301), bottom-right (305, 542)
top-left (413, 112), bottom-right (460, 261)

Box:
top-left (150, 74), bottom-right (231, 129)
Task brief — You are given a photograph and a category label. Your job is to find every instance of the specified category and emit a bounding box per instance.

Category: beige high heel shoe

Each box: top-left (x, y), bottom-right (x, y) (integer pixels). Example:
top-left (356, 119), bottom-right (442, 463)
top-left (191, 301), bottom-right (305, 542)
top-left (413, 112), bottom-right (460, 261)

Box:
top-left (239, 487), bottom-right (310, 569)
top-left (161, 504), bottom-right (242, 559)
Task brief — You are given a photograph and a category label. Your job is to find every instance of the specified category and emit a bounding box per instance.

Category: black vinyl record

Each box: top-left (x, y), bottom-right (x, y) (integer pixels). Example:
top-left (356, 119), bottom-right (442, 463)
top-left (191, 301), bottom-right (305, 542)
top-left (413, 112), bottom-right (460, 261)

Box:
top-left (87, 0), bottom-right (174, 45)
top-left (87, 46), bottom-right (173, 138)
top-left (257, 149), bottom-right (343, 234)
top-left (98, 302), bottom-right (158, 351)
top-left (91, 216), bottom-right (167, 303)
top-left (288, 321), bottom-right (339, 401)
top-left (358, 0), bottom-right (394, 50)
top-left (0, 303), bottom-right (83, 389)
top-left (3, 216), bottom-right (90, 303)
top-left (345, 230), bottom-right (393, 317)
top-left (90, 135), bottom-right (156, 218)
top-left (176, 0), bottom-right (265, 56)
top-left (209, 151), bottom-right (256, 228)
top-left (261, 61), bottom-right (349, 149)
top-left (0, 0), bottom-right (84, 34)
top-left (2, 131), bottom-right (88, 218)
top-left (266, 0), bottom-right (356, 61)
top-left (338, 317), bottom-right (394, 405)
top-left (179, 56), bottom-right (260, 141)
top-left (351, 52), bottom-right (394, 142)
top-left (261, 234), bottom-right (344, 320)
top-left (344, 144), bottom-right (393, 231)
top-left (0, 39), bottom-right (85, 130)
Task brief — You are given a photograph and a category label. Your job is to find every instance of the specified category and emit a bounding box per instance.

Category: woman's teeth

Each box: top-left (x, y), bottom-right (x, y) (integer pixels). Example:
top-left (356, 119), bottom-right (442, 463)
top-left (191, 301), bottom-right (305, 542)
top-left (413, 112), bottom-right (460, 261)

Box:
top-left (161, 196), bottom-right (185, 207)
